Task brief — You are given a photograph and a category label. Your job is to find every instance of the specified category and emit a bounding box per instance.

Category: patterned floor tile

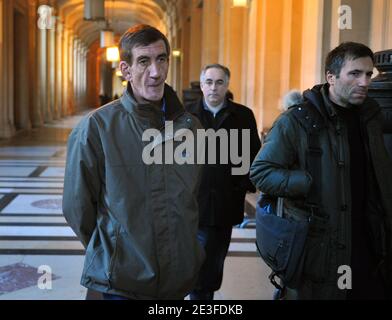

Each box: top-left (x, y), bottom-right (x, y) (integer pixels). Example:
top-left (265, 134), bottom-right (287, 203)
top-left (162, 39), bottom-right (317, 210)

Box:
top-left (232, 228), bottom-right (256, 239)
top-left (0, 188), bottom-right (63, 195)
top-left (0, 182), bottom-right (63, 188)
top-left (0, 240), bottom-right (84, 253)
top-left (0, 262), bottom-right (60, 295)
top-left (40, 167), bottom-right (65, 178)
top-left (0, 216), bottom-right (67, 224)
top-left (0, 226), bottom-right (76, 237)
top-left (228, 241), bottom-right (258, 257)
top-left (0, 167), bottom-right (37, 177)
top-left (1, 195), bottom-right (63, 214)
top-left (0, 147), bottom-right (61, 158)
top-left (0, 255), bottom-right (86, 300)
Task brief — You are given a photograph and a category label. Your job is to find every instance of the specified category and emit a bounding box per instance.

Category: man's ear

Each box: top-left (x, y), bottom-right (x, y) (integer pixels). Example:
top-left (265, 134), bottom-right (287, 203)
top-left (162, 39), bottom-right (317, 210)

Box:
top-left (326, 71), bottom-right (336, 86)
top-left (119, 61), bottom-right (132, 81)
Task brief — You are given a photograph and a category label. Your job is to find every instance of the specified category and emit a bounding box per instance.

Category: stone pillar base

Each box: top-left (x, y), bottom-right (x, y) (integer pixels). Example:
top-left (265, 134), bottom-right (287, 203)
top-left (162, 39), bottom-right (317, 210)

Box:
top-left (0, 122), bottom-right (16, 139)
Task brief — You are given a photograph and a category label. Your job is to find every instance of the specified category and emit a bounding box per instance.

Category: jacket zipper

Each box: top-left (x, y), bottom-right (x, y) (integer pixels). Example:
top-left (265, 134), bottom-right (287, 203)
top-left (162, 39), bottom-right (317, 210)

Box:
top-left (158, 110), bottom-right (187, 132)
top-left (336, 119), bottom-right (350, 269)
top-left (107, 224), bottom-right (121, 290)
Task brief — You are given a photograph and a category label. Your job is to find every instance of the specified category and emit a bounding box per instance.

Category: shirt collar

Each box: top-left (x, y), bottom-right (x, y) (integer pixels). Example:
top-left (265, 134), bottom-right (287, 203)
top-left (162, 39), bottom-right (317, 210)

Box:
top-left (202, 98), bottom-right (226, 117)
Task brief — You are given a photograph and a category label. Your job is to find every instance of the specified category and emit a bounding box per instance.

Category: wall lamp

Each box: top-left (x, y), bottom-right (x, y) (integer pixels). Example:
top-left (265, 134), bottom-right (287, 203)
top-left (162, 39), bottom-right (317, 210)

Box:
top-left (172, 50), bottom-right (181, 58)
top-left (106, 46), bottom-right (119, 62)
top-left (231, 0), bottom-right (249, 8)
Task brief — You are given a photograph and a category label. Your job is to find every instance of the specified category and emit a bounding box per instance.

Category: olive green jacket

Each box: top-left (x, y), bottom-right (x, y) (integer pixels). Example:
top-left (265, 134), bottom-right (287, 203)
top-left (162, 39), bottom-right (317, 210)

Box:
top-left (63, 84), bottom-right (205, 299)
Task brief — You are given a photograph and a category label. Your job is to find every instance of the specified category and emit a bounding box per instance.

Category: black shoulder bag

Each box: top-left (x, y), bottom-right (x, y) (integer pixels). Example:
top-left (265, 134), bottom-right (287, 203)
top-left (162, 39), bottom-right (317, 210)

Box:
top-left (255, 101), bottom-right (327, 290)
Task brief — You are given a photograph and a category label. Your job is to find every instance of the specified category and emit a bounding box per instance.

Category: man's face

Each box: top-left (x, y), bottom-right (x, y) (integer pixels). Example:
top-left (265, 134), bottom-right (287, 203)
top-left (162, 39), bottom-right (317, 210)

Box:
top-left (120, 39), bottom-right (169, 104)
top-left (327, 56), bottom-right (374, 107)
top-left (200, 68), bottom-right (229, 107)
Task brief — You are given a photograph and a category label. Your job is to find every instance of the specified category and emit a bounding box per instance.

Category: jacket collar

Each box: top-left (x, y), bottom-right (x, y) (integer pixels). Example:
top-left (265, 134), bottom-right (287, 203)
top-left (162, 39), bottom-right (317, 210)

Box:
top-left (120, 83), bottom-right (185, 124)
top-left (188, 97), bottom-right (236, 117)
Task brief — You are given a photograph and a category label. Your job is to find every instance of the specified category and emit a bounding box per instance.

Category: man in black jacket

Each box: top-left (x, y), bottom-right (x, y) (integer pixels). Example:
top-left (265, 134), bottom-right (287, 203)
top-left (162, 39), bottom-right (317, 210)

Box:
top-left (250, 42), bottom-right (392, 299)
top-left (187, 64), bottom-right (261, 300)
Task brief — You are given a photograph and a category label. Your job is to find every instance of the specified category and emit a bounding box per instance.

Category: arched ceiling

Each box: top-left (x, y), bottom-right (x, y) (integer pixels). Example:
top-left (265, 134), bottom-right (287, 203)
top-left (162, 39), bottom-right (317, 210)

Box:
top-left (55, 0), bottom-right (174, 48)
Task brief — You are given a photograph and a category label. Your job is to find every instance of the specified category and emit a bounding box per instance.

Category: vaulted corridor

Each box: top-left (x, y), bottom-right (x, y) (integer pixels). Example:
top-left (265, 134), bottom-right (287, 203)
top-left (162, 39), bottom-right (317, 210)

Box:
top-left (0, 0), bottom-right (392, 300)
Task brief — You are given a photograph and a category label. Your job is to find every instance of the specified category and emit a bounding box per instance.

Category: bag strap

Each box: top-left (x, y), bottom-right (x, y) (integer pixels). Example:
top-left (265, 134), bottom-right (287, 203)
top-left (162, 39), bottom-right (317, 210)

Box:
top-left (289, 101), bottom-right (326, 218)
top-left (269, 271), bottom-right (284, 291)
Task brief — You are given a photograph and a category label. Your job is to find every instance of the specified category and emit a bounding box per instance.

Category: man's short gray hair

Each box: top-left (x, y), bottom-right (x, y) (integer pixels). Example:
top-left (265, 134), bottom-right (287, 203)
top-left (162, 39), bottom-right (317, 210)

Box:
top-left (200, 64), bottom-right (231, 84)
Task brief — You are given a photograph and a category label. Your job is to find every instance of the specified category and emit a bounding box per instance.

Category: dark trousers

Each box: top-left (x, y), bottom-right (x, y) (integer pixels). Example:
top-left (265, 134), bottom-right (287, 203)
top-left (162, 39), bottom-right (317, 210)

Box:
top-left (102, 293), bottom-right (130, 300)
top-left (189, 225), bottom-right (232, 300)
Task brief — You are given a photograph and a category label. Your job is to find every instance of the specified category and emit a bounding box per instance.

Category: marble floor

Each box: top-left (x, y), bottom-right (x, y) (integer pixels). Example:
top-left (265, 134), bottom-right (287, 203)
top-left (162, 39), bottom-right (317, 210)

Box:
top-left (0, 112), bottom-right (275, 300)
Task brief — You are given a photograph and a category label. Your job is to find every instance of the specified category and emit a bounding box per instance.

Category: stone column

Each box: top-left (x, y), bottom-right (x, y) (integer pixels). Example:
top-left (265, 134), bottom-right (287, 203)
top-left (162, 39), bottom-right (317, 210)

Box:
top-left (61, 27), bottom-right (69, 117)
top-left (244, 0), bottom-right (261, 120)
top-left (74, 38), bottom-right (81, 112)
top-left (37, 25), bottom-right (48, 125)
top-left (288, 0), bottom-right (304, 90)
top-left (0, 0), bottom-right (16, 138)
top-left (78, 42), bottom-right (83, 110)
top-left (188, 0), bottom-right (202, 82)
top-left (244, 0), bottom-right (306, 131)
top-left (218, 0), bottom-right (247, 103)
top-left (179, 2), bottom-right (190, 93)
top-left (28, 0), bottom-right (42, 127)
top-left (74, 39), bottom-right (82, 111)
top-left (201, 0), bottom-right (220, 66)
top-left (67, 33), bottom-right (74, 115)
top-left (81, 45), bottom-right (87, 109)
top-left (370, 0), bottom-right (392, 51)
top-left (73, 38), bottom-right (78, 111)
top-left (79, 45), bottom-right (84, 110)
top-left (13, 4), bottom-right (32, 131)
top-left (79, 42), bottom-right (84, 110)
top-left (54, 20), bottom-right (63, 119)
top-left (257, 0), bottom-right (285, 130)
top-left (280, 0), bottom-right (294, 97)
top-left (300, 0), bottom-right (324, 90)
top-left (87, 44), bottom-right (100, 108)
top-left (46, 17), bottom-right (55, 122)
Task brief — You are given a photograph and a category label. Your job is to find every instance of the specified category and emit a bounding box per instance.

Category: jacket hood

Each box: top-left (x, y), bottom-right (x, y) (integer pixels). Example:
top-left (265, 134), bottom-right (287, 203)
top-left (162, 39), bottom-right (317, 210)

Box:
top-left (303, 83), bottom-right (380, 122)
top-left (281, 90), bottom-right (304, 111)
top-left (303, 84), bottom-right (325, 109)
top-left (280, 85), bottom-right (328, 121)
top-left (281, 85), bottom-right (328, 116)
top-left (302, 84), bottom-right (332, 121)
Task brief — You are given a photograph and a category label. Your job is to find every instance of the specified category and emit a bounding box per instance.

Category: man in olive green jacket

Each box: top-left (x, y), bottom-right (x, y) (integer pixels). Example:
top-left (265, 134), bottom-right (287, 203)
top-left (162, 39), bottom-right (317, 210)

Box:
top-left (63, 24), bottom-right (205, 299)
top-left (250, 42), bottom-right (392, 299)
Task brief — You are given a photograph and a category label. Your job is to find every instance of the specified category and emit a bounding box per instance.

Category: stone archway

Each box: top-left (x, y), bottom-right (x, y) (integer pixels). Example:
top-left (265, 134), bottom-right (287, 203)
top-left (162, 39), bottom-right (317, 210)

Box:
top-left (55, 0), bottom-right (174, 111)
